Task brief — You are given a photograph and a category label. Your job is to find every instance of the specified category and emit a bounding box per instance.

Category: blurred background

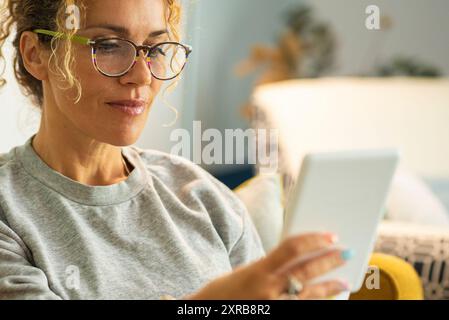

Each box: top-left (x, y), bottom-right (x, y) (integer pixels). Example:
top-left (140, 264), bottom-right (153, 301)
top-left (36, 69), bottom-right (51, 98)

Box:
top-left (1, 0), bottom-right (448, 183)
top-left (1, 0), bottom-right (449, 299)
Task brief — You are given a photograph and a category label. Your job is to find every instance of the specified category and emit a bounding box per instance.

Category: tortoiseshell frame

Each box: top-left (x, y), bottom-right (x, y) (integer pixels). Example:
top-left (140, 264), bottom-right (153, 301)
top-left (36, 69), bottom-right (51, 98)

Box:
top-left (33, 29), bottom-right (193, 80)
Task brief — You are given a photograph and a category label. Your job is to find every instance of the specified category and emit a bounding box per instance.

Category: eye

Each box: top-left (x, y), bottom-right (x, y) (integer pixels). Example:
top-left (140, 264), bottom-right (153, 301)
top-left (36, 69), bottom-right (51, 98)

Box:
top-left (97, 41), bottom-right (120, 52)
top-left (148, 47), bottom-right (166, 59)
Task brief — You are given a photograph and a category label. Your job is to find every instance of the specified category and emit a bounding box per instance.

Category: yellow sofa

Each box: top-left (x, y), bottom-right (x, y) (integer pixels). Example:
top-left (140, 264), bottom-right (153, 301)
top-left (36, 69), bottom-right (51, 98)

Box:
top-left (349, 253), bottom-right (423, 300)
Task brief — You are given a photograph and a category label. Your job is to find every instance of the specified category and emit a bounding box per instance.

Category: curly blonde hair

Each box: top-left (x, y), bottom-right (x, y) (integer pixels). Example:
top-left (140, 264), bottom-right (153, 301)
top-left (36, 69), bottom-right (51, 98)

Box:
top-left (0, 0), bottom-right (182, 118)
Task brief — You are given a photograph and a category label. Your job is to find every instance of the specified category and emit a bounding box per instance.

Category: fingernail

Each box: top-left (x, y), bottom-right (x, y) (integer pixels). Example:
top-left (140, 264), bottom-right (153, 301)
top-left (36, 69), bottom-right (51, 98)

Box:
top-left (324, 233), bottom-right (339, 244)
top-left (341, 249), bottom-right (355, 261)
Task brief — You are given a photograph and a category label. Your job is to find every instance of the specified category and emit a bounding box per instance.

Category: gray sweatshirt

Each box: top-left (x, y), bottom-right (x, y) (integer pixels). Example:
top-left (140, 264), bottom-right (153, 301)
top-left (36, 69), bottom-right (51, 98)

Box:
top-left (0, 135), bottom-right (265, 300)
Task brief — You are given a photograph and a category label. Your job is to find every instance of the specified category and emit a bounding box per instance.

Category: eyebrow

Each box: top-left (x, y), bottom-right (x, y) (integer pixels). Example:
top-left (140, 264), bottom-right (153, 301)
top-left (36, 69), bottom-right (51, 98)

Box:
top-left (84, 24), bottom-right (168, 38)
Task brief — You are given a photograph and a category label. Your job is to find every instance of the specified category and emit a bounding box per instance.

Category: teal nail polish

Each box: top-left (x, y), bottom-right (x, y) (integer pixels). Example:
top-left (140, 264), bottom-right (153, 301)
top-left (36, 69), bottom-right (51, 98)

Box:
top-left (341, 249), bottom-right (355, 261)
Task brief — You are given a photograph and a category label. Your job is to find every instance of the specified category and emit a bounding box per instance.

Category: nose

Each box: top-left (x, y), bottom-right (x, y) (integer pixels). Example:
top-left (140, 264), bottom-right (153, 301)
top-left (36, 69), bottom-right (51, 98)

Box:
top-left (119, 50), bottom-right (153, 87)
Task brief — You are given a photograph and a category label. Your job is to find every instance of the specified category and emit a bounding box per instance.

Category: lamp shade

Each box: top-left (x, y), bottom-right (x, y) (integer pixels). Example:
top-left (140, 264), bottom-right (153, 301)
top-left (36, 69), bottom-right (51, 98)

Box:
top-left (251, 77), bottom-right (449, 178)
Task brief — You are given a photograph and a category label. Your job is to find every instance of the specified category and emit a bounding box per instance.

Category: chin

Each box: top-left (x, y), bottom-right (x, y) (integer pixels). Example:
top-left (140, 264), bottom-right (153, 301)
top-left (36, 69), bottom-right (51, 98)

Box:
top-left (100, 130), bottom-right (142, 147)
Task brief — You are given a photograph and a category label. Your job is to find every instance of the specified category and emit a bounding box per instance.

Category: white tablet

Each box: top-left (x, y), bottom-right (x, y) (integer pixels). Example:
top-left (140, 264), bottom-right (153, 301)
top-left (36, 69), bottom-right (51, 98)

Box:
top-left (281, 149), bottom-right (399, 292)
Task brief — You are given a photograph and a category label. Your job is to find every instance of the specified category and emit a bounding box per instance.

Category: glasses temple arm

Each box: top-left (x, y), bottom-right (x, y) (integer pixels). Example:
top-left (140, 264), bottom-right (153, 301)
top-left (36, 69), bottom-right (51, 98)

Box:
top-left (33, 29), bottom-right (93, 46)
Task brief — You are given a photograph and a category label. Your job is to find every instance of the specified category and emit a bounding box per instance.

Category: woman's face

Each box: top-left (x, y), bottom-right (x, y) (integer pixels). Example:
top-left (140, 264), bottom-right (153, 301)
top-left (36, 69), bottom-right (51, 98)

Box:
top-left (47, 0), bottom-right (169, 146)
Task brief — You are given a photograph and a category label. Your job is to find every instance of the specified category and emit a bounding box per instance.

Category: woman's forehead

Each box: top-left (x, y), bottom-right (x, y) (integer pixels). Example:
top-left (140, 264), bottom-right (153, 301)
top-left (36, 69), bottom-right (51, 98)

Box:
top-left (83, 0), bottom-right (167, 35)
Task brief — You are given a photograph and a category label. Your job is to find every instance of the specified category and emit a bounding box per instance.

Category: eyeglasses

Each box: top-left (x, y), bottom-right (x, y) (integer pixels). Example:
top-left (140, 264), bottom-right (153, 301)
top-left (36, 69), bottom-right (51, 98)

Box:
top-left (33, 29), bottom-right (193, 81)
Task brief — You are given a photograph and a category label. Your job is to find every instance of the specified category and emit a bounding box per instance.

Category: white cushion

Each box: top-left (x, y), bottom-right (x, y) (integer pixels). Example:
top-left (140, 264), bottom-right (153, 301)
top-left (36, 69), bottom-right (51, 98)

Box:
top-left (385, 169), bottom-right (449, 226)
top-left (235, 173), bottom-right (284, 252)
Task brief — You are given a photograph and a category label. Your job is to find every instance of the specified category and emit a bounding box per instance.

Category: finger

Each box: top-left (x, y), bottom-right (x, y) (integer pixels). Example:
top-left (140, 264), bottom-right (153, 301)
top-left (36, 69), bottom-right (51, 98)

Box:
top-left (261, 232), bottom-right (338, 272)
top-left (291, 249), bottom-right (347, 283)
top-left (298, 280), bottom-right (350, 300)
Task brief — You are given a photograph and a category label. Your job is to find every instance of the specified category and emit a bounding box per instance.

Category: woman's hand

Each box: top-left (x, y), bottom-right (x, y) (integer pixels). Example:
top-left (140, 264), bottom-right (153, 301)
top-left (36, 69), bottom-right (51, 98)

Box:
top-left (185, 233), bottom-right (351, 300)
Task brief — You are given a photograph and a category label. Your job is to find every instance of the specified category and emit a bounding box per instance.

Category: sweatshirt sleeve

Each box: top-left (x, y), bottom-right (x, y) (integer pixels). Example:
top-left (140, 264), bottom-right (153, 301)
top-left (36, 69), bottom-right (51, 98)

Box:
top-left (204, 172), bottom-right (267, 269)
top-left (0, 220), bottom-right (62, 300)
top-left (227, 199), bottom-right (267, 269)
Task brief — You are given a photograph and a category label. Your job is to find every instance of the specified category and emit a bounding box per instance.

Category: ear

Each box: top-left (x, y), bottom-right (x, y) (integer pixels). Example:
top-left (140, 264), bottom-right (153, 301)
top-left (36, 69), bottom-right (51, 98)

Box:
top-left (19, 31), bottom-right (49, 81)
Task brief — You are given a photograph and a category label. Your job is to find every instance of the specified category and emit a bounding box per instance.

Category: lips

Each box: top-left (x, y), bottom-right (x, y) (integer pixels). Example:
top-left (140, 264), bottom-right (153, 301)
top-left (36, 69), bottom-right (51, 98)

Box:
top-left (107, 100), bottom-right (146, 108)
top-left (106, 99), bottom-right (147, 116)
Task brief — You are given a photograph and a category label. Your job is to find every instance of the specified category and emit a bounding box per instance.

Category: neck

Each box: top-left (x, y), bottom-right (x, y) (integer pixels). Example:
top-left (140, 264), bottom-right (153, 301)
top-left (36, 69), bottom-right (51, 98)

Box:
top-left (32, 109), bottom-right (130, 187)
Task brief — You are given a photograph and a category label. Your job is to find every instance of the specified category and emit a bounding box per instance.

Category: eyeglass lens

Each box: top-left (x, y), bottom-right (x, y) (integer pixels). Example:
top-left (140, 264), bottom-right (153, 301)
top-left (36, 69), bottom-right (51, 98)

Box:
top-left (94, 39), bottom-right (187, 79)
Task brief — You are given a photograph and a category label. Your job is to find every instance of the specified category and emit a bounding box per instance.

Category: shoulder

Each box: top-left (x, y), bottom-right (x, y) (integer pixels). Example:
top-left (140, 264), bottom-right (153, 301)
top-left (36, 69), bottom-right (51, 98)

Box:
top-left (0, 147), bottom-right (21, 221)
top-left (0, 147), bottom-right (16, 167)
top-left (133, 146), bottom-right (243, 209)
top-left (131, 146), bottom-right (251, 238)
top-left (130, 146), bottom-right (226, 190)
top-left (0, 146), bottom-right (21, 180)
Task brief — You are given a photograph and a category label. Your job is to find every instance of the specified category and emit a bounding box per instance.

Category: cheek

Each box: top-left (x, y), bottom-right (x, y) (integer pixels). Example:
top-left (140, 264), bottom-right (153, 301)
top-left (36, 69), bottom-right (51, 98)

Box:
top-left (50, 49), bottom-right (102, 105)
top-left (74, 52), bottom-right (163, 101)
top-left (151, 79), bottom-right (164, 95)
top-left (75, 53), bottom-right (105, 99)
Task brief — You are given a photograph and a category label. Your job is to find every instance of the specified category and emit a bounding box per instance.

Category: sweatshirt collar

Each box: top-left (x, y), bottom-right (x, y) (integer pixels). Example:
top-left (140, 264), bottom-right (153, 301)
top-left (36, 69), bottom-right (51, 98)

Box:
top-left (15, 135), bottom-right (150, 206)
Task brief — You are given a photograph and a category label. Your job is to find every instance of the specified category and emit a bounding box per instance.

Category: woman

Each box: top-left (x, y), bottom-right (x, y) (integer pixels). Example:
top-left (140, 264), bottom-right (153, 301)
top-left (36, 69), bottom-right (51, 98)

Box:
top-left (0, 0), bottom-right (351, 300)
